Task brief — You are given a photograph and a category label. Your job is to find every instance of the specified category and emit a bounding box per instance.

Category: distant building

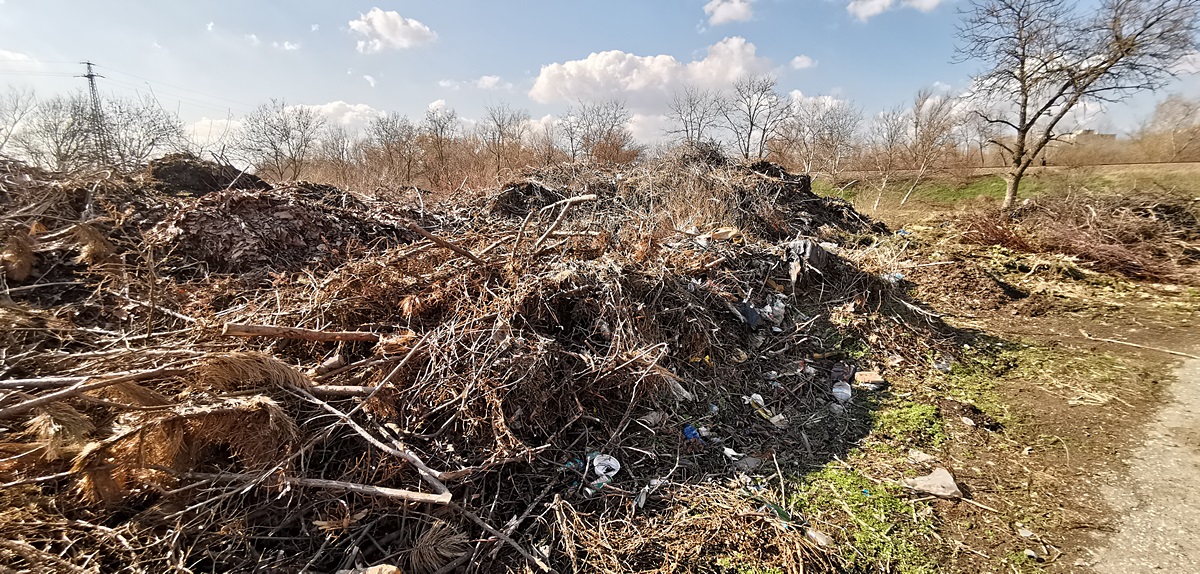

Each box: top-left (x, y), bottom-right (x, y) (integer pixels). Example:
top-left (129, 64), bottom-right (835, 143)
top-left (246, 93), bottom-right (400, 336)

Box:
top-left (1060, 129), bottom-right (1117, 144)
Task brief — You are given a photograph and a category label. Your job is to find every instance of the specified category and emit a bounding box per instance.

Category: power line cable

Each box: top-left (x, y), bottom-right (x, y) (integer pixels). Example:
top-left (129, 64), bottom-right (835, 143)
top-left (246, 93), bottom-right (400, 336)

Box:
top-left (97, 64), bottom-right (253, 108)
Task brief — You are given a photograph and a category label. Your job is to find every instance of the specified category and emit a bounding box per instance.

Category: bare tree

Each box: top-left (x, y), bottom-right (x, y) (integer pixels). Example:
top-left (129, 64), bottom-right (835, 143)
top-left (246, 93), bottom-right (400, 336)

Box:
top-left (666, 83), bottom-right (722, 145)
top-left (480, 102), bottom-right (530, 176)
top-left (366, 112), bottom-right (423, 184)
top-left (778, 96), bottom-right (863, 176)
top-left (317, 124), bottom-right (358, 184)
top-left (526, 118), bottom-right (559, 166)
top-left (721, 75), bottom-right (788, 160)
top-left (421, 106), bottom-right (460, 188)
top-left (899, 88), bottom-right (960, 205)
top-left (1138, 94), bottom-right (1200, 161)
top-left (957, 0), bottom-right (1200, 208)
top-left (13, 92), bottom-right (93, 172)
top-left (238, 99), bottom-right (326, 180)
top-left (0, 87), bottom-right (36, 155)
top-left (867, 106), bottom-right (908, 211)
top-left (105, 94), bottom-right (187, 170)
top-left (569, 99), bottom-right (635, 163)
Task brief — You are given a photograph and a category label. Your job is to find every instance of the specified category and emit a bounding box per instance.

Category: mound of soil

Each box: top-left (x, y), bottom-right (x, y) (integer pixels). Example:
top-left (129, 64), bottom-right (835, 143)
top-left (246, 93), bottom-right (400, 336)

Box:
top-left (143, 153), bottom-right (270, 196)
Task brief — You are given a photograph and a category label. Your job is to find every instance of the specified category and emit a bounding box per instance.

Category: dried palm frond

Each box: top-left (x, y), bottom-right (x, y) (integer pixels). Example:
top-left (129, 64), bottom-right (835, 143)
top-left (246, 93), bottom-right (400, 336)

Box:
top-left (409, 520), bottom-right (469, 574)
top-left (22, 403), bottom-right (95, 461)
top-left (72, 223), bottom-right (117, 265)
top-left (1, 232), bottom-right (35, 281)
top-left (190, 351), bottom-right (312, 392)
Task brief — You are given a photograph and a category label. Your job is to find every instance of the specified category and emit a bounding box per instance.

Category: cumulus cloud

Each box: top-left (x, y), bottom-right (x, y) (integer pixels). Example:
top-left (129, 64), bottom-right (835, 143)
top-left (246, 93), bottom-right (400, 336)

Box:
top-left (294, 101), bottom-right (384, 133)
top-left (530, 36), bottom-right (770, 110)
top-left (272, 41), bottom-right (301, 51)
top-left (428, 99), bottom-right (447, 111)
top-left (244, 34), bottom-right (261, 47)
top-left (438, 79), bottom-right (461, 90)
top-left (206, 21), bottom-right (214, 32)
top-left (790, 55), bottom-right (816, 70)
top-left (848, 0), bottom-right (945, 20)
top-left (475, 75), bottom-right (513, 90)
top-left (188, 117), bottom-right (243, 147)
top-left (363, 75), bottom-right (377, 88)
top-left (311, 24), bottom-right (320, 32)
top-left (847, 0), bottom-right (893, 20)
top-left (349, 7), bottom-right (437, 54)
top-left (704, 0), bottom-right (754, 25)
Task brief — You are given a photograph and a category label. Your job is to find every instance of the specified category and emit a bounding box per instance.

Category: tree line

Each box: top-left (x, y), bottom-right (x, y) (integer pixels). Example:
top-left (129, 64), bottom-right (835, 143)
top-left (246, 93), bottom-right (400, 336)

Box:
top-left (1, 0), bottom-right (1195, 208)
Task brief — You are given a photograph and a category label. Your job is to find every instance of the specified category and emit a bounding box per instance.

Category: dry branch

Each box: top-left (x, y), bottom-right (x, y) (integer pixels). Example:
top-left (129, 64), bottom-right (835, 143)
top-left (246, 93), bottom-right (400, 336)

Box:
top-left (405, 220), bottom-right (485, 266)
top-left (220, 323), bottom-right (381, 342)
top-left (0, 365), bottom-right (190, 420)
top-left (184, 471), bottom-right (452, 505)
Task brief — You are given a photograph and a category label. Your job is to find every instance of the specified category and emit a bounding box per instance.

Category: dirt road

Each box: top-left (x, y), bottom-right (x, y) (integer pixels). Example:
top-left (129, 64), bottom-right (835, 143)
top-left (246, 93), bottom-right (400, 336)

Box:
top-left (1089, 353), bottom-right (1200, 572)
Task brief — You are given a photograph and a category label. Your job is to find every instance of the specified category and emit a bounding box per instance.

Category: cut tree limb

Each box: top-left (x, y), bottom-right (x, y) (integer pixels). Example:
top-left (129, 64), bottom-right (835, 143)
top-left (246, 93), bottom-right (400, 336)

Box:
top-left (0, 365), bottom-right (190, 420)
top-left (221, 323), bottom-right (380, 343)
top-left (404, 221), bottom-right (485, 266)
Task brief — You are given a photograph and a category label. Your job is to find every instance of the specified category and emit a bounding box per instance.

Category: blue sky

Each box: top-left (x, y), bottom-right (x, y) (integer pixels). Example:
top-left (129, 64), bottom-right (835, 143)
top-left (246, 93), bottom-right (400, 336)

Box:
top-left (1, 0), bottom-right (1196, 142)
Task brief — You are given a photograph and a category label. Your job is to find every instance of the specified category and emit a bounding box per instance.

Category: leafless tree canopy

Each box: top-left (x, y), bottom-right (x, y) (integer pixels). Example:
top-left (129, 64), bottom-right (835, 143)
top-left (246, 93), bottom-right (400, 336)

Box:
top-left (13, 92), bottom-right (94, 172)
top-left (957, 0), bottom-right (1200, 207)
top-left (481, 102), bottom-right (531, 176)
top-left (104, 94), bottom-right (187, 171)
top-left (776, 96), bottom-right (863, 176)
top-left (721, 75), bottom-right (788, 160)
top-left (0, 87), bottom-right (37, 156)
top-left (667, 84), bottom-right (722, 146)
top-left (238, 99), bottom-right (326, 181)
top-left (563, 99), bottom-right (636, 163)
top-left (365, 112), bottom-right (423, 184)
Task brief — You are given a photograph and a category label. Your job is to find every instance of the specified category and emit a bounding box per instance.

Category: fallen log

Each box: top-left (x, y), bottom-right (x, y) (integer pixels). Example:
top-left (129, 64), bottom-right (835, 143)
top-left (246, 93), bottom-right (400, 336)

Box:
top-left (221, 323), bottom-right (380, 343)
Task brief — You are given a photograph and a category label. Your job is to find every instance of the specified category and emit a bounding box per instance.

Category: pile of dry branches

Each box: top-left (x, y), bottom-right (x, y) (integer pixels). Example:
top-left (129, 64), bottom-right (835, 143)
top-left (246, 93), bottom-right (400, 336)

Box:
top-left (1, 153), bottom-right (955, 573)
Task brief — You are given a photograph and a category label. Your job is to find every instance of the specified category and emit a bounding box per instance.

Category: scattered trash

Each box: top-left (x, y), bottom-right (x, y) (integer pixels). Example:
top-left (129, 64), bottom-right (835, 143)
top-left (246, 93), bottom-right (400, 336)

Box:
top-left (902, 467), bottom-right (963, 499)
top-left (734, 455), bottom-right (763, 471)
top-left (1017, 528), bottom-right (1035, 538)
top-left (1024, 548), bottom-right (1042, 562)
top-left (788, 238), bottom-right (832, 285)
top-left (587, 454), bottom-right (621, 495)
top-left (883, 271), bottom-right (905, 285)
top-left (806, 528), bottom-right (836, 548)
top-left (961, 416), bottom-right (977, 427)
top-left (832, 381), bottom-right (853, 403)
top-left (934, 358), bottom-right (953, 373)
top-left (907, 449), bottom-right (937, 465)
top-left (854, 370), bottom-right (885, 384)
top-left (743, 394), bottom-right (788, 428)
top-left (639, 411), bottom-right (668, 426)
top-left (682, 424), bottom-right (705, 447)
top-left (722, 447), bottom-right (744, 460)
top-left (828, 403), bottom-right (846, 416)
top-left (635, 478), bottom-right (667, 508)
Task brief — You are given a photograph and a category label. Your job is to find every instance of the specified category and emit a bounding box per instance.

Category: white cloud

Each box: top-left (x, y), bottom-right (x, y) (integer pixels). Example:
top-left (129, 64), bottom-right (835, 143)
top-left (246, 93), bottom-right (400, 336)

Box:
top-left (530, 36), bottom-right (770, 110)
top-left (363, 75), bottom-right (377, 88)
top-left (848, 0), bottom-right (945, 20)
top-left (206, 21), bottom-right (214, 32)
top-left (245, 34), bottom-right (261, 47)
top-left (428, 99), bottom-right (446, 111)
top-left (790, 55), bottom-right (816, 70)
top-left (311, 24), bottom-right (320, 32)
top-left (188, 117), bottom-right (243, 147)
top-left (902, 0), bottom-right (943, 12)
top-left (349, 7), bottom-right (437, 54)
top-left (704, 0), bottom-right (754, 25)
top-left (438, 79), bottom-right (460, 90)
top-left (272, 41), bottom-right (301, 51)
top-left (475, 75), bottom-right (513, 90)
top-left (629, 113), bottom-right (671, 143)
top-left (294, 101), bottom-right (384, 133)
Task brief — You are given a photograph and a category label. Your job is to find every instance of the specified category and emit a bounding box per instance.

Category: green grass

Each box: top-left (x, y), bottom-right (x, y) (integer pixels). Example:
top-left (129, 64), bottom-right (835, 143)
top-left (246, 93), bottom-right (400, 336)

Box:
top-left (789, 465), bottom-right (937, 574)
top-left (873, 402), bottom-right (945, 447)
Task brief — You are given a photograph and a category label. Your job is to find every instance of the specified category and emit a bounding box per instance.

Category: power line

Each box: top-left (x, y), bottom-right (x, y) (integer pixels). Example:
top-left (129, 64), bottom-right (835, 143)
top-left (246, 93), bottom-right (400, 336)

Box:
top-left (99, 77), bottom-right (245, 115)
top-left (97, 64), bottom-right (252, 108)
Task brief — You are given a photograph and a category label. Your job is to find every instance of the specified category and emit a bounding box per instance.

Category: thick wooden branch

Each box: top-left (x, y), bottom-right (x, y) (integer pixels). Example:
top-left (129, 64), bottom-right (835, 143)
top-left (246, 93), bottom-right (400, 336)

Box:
top-left (221, 323), bottom-right (380, 343)
top-left (404, 221), bottom-right (485, 266)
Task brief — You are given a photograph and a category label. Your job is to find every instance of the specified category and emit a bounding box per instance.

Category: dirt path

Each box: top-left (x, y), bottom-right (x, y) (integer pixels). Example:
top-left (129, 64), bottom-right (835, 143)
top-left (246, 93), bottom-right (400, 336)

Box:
top-left (1088, 354), bottom-right (1200, 572)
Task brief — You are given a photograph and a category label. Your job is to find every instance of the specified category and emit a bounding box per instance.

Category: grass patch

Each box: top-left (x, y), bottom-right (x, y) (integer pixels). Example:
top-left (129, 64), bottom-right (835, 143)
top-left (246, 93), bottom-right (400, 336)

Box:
top-left (790, 465), bottom-right (937, 574)
top-left (873, 402), bottom-right (945, 447)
